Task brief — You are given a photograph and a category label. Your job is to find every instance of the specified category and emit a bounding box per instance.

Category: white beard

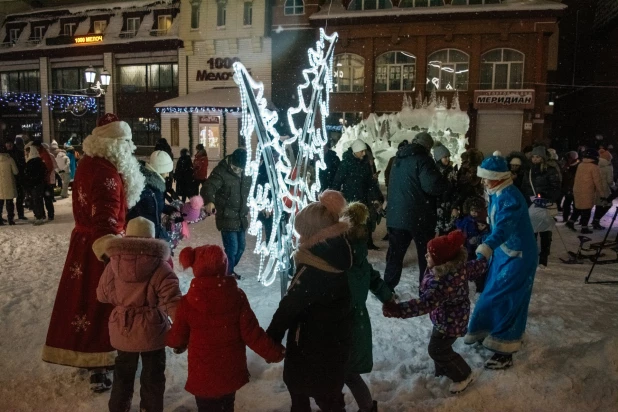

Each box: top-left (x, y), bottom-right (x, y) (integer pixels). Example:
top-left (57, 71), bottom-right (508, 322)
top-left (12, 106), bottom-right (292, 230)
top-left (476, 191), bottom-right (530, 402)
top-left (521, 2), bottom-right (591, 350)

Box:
top-left (82, 135), bottom-right (145, 208)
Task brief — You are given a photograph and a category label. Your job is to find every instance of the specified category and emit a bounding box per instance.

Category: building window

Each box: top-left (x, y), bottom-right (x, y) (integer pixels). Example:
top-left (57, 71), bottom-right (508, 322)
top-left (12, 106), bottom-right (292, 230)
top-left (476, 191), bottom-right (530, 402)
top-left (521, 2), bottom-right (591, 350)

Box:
top-left (243, 2), bottom-right (253, 26)
top-left (157, 15), bottom-right (173, 35)
top-left (333, 53), bottom-right (365, 93)
top-left (63, 23), bottom-right (76, 36)
top-left (52, 67), bottom-right (102, 92)
top-left (32, 26), bottom-right (45, 41)
top-left (217, 1), bottom-right (227, 27)
top-left (9, 28), bottom-right (21, 43)
top-left (284, 0), bottom-right (304, 15)
top-left (124, 117), bottom-right (161, 146)
top-left (190, 0), bottom-right (200, 29)
top-left (399, 0), bottom-right (444, 6)
top-left (375, 51), bottom-right (416, 92)
top-left (1, 70), bottom-right (40, 93)
top-left (480, 48), bottom-right (524, 90)
top-left (348, 0), bottom-right (393, 10)
top-left (426, 49), bottom-right (469, 91)
top-left (170, 118), bottom-right (180, 146)
top-left (93, 20), bottom-right (107, 34)
top-left (119, 64), bottom-right (179, 93)
top-left (452, 0), bottom-right (501, 5)
top-left (126, 17), bottom-right (141, 34)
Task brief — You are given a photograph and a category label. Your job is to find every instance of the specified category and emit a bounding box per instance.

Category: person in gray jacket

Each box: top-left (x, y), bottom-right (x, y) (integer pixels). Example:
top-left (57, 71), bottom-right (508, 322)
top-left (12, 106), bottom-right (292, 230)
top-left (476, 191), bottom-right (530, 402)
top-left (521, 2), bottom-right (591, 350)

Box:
top-left (202, 148), bottom-right (251, 279)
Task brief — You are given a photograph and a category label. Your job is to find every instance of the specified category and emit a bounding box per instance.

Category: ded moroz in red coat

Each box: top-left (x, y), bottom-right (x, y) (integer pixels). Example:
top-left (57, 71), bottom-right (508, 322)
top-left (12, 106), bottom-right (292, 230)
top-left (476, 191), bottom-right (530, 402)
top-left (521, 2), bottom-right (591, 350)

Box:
top-left (166, 245), bottom-right (284, 398)
top-left (42, 117), bottom-right (145, 368)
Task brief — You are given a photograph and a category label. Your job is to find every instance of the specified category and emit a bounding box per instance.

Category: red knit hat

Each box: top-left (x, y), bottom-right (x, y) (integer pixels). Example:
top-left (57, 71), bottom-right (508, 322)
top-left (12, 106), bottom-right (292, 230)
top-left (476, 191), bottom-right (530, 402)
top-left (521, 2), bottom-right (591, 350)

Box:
top-left (97, 113), bottom-right (120, 127)
top-left (179, 245), bottom-right (228, 277)
top-left (427, 230), bottom-right (466, 266)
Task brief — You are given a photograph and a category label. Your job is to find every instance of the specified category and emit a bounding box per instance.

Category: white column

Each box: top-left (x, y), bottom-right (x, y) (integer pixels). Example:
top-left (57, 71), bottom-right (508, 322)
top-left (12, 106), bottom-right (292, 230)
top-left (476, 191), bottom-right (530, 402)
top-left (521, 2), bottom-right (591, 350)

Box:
top-left (178, 48), bottom-right (187, 96)
top-left (104, 52), bottom-right (114, 114)
top-left (39, 57), bottom-right (51, 143)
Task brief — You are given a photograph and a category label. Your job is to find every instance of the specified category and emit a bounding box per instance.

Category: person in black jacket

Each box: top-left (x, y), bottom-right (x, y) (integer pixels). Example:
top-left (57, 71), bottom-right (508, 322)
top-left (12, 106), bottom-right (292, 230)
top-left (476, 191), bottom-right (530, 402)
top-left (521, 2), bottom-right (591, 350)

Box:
top-left (127, 151), bottom-right (175, 242)
top-left (507, 151), bottom-right (528, 191)
top-left (266, 190), bottom-right (353, 412)
top-left (331, 139), bottom-right (383, 249)
top-left (24, 144), bottom-right (47, 225)
top-left (4, 138), bottom-right (27, 220)
top-left (384, 132), bottom-right (450, 291)
top-left (561, 151), bottom-right (580, 222)
top-left (174, 148), bottom-right (195, 202)
top-left (433, 143), bottom-right (458, 236)
top-left (319, 141), bottom-right (340, 192)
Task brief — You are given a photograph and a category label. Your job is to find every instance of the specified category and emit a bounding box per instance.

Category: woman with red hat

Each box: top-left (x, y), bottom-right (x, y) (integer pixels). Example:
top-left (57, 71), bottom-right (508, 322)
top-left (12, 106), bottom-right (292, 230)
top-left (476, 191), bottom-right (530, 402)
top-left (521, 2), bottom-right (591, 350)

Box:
top-left (383, 230), bottom-right (488, 394)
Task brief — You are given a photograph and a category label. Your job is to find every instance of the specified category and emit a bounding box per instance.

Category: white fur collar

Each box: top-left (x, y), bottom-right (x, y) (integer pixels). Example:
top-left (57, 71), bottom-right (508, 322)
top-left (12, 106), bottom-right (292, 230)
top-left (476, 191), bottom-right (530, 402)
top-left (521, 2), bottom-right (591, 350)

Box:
top-left (82, 134), bottom-right (145, 208)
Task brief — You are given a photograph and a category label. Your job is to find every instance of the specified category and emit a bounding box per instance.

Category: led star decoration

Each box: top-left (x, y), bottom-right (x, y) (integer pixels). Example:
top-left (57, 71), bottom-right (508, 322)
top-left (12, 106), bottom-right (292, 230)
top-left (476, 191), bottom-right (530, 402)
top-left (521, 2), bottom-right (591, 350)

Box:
top-left (233, 28), bottom-right (338, 293)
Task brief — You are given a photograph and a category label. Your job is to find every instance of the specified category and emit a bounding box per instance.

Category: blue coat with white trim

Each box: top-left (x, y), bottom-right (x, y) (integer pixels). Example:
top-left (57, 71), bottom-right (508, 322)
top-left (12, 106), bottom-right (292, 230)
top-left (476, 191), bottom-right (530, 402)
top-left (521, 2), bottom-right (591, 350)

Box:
top-left (464, 182), bottom-right (537, 354)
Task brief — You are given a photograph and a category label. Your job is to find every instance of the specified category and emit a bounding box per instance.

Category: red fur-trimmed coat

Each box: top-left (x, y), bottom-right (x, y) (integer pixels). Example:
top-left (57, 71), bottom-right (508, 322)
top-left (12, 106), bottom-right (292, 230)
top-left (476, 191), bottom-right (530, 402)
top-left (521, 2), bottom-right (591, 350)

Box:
top-left (42, 155), bottom-right (127, 368)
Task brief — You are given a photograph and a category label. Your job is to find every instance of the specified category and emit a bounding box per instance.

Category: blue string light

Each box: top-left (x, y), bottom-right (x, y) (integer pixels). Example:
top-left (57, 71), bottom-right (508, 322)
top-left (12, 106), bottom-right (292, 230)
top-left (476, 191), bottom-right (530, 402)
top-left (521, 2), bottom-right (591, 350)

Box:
top-left (155, 106), bottom-right (241, 114)
top-left (0, 92), bottom-right (98, 114)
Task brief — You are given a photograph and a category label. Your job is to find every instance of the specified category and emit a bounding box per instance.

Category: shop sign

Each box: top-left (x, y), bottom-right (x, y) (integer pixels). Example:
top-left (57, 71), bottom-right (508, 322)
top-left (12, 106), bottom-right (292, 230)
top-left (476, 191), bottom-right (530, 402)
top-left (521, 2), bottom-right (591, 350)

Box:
top-left (74, 35), bottom-right (103, 44)
top-left (199, 115), bottom-right (220, 124)
top-left (473, 90), bottom-right (535, 110)
top-left (196, 57), bottom-right (250, 82)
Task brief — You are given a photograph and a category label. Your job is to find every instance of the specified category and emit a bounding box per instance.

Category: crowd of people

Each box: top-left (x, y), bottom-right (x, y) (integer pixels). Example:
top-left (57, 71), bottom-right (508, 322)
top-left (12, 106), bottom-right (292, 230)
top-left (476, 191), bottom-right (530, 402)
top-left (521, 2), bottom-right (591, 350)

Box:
top-left (17, 111), bottom-right (614, 412)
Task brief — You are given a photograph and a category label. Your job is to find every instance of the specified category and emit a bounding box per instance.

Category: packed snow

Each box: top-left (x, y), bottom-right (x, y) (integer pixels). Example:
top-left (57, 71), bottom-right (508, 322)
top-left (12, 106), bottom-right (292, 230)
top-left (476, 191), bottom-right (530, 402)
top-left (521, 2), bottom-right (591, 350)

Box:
top-left (1, 198), bottom-right (618, 411)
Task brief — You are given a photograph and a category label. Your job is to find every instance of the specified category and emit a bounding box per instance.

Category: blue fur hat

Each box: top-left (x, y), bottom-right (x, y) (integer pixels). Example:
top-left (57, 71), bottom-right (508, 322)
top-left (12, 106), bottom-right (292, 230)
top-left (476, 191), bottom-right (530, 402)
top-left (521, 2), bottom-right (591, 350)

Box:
top-left (477, 156), bottom-right (511, 180)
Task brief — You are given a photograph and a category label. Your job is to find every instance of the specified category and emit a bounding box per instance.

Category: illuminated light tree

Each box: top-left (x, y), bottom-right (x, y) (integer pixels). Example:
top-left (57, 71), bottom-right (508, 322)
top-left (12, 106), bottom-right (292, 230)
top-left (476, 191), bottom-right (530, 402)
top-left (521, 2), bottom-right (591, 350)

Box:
top-left (233, 28), bottom-right (338, 295)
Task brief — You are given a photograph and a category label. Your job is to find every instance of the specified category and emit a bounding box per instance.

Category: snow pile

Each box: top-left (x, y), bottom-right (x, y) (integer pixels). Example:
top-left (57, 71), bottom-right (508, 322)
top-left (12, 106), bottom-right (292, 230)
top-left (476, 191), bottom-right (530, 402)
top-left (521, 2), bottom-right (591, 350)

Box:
top-left (1, 198), bottom-right (618, 411)
top-left (335, 90), bottom-right (470, 175)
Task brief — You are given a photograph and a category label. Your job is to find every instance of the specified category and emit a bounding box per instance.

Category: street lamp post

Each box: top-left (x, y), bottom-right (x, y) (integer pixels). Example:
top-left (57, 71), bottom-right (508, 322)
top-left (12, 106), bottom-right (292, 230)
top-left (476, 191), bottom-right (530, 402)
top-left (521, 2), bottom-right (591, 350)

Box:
top-left (84, 66), bottom-right (111, 118)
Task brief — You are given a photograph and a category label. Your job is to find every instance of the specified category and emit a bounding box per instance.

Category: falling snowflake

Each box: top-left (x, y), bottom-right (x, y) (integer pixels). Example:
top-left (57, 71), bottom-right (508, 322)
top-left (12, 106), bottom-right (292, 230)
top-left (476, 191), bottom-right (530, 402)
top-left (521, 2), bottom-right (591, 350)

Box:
top-left (104, 178), bottom-right (118, 191)
top-left (78, 188), bottom-right (87, 206)
top-left (91, 204), bottom-right (97, 217)
top-left (69, 262), bottom-right (82, 279)
top-left (71, 314), bottom-right (90, 332)
top-left (108, 217), bottom-right (118, 227)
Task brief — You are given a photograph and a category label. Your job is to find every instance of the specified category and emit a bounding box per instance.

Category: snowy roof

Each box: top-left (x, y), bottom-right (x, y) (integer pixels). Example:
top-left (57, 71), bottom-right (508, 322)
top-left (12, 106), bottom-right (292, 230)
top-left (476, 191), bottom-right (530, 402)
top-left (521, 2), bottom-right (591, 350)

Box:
top-left (310, 0), bottom-right (566, 20)
top-left (8, 0), bottom-right (175, 20)
top-left (155, 88), bottom-right (242, 109)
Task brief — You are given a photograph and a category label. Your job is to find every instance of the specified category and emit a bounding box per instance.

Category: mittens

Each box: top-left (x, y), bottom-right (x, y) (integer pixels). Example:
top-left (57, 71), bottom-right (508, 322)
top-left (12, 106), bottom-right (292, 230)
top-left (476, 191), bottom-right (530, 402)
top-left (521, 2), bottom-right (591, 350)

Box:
top-left (383, 300), bottom-right (403, 318)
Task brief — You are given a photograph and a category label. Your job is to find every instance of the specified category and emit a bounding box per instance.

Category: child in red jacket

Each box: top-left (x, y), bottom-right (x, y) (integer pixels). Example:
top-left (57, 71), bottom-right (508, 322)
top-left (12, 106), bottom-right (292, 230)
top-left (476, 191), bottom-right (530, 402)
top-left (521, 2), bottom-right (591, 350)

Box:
top-left (166, 244), bottom-right (285, 412)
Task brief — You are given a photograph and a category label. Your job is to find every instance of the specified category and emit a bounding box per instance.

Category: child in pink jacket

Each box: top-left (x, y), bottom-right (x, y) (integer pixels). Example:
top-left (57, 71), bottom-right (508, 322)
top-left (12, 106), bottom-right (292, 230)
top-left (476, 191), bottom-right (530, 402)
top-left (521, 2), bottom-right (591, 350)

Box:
top-left (97, 217), bottom-right (181, 412)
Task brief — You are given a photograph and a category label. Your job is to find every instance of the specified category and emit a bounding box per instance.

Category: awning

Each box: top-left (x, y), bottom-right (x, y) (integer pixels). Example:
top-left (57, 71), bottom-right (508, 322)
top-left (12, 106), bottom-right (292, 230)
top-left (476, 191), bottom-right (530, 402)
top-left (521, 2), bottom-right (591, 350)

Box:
top-left (155, 87), bottom-right (241, 113)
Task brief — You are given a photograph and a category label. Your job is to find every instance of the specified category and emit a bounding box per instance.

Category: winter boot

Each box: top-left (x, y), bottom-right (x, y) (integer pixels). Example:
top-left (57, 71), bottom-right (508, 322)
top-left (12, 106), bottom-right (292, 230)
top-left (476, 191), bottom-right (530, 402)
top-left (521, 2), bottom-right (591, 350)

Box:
top-left (232, 271), bottom-right (242, 281)
top-left (565, 221), bottom-right (576, 231)
top-left (484, 353), bottom-right (513, 370)
top-left (450, 373), bottom-right (475, 394)
top-left (580, 226), bottom-right (592, 234)
top-left (8, 220), bottom-right (15, 226)
top-left (33, 219), bottom-right (46, 226)
top-left (592, 221), bottom-right (605, 230)
top-left (89, 369), bottom-right (112, 393)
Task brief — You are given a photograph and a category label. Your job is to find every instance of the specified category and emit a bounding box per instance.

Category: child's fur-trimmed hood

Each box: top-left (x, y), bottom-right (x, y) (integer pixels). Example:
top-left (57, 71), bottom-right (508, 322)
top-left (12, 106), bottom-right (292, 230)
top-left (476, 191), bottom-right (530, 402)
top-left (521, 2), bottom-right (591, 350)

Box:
top-left (432, 247), bottom-right (468, 278)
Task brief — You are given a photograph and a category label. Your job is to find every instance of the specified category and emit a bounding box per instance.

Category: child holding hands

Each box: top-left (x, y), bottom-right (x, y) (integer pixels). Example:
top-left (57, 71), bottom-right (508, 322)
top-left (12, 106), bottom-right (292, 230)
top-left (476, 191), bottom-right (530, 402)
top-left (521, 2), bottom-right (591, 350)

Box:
top-left (166, 244), bottom-right (285, 412)
top-left (383, 230), bottom-right (487, 394)
top-left (97, 217), bottom-right (182, 411)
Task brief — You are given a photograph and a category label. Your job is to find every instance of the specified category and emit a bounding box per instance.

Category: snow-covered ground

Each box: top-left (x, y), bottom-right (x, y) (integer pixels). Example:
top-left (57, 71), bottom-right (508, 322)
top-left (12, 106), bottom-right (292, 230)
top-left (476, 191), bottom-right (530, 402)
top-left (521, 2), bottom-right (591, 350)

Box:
top-left (1, 197), bottom-right (618, 411)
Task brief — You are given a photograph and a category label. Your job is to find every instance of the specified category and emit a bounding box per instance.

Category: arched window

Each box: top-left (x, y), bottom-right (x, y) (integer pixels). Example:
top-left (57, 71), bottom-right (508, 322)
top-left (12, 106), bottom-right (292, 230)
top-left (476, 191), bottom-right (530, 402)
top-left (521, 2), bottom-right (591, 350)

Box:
top-left (452, 0), bottom-right (501, 5)
top-left (375, 51), bottom-right (416, 92)
top-left (399, 0), bottom-right (444, 7)
top-left (284, 0), bottom-right (304, 16)
top-left (426, 49), bottom-right (469, 91)
top-left (348, 0), bottom-right (393, 11)
top-left (480, 48), bottom-right (524, 90)
top-left (333, 53), bottom-right (365, 93)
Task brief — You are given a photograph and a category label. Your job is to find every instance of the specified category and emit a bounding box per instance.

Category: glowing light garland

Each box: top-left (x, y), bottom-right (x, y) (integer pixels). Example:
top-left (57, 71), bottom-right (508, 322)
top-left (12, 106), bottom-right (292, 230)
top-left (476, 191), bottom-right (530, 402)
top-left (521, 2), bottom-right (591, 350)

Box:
top-left (0, 92), bottom-right (98, 114)
top-left (233, 28), bottom-right (337, 290)
top-left (155, 107), bottom-right (241, 114)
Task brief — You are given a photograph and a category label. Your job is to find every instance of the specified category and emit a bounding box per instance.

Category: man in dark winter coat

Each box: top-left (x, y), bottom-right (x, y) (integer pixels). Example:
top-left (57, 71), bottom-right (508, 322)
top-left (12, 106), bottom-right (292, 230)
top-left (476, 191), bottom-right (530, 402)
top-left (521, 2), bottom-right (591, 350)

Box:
top-left (319, 142), bottom-right (340, 192)
top-left (561, 151), bottom-right (580, 221)
top-left (384, 132), bottom-right (449, 291)
top-left (5, 138), bottom-right (27, 220)
top-left (507, 151), bottom-right (528, 191)
top-left (174, 148), bottom-right (195, 202)
top-left (24, 144), bottom-right (48, 225)
top-left (202, 148), bottom-right (252, 278)
top-left (331, 139), bottom-right (383, 249)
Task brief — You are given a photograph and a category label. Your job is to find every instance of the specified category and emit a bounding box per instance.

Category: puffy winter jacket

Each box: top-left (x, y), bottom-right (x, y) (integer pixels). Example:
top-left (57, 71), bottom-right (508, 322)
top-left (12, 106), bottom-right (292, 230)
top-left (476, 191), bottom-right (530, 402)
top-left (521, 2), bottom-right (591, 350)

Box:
top-left (0, 153), bottom-right (18, 200)
top-left (174, 154), bottom-right (195, 198)
top-left (55, 151), bottom-right (71, 174)
top-left (597, 157), bottom-right (615, 205)
top-left (193, 150), bottom-right (209, 180)
top-left (97, 237), bottom-right (181, 352)
top-left (384, 249), bottom-right (487, 338)
top-left (267, 235), bottom-right (354, 397)
top-left (38, 146), bottom-right (57, 185)
top-left (330, 148), bottom-right (381, 205)
top-left (319, 149), bottom-right (340, 192)
top-left (521, 161), bottom-right (562, 204)
top-left (573, 159), bottom-right (606, 209)
top-left (166, 276), bottom-right (284, 398)
top-left (561, 159), bottom-right (580, 192)
top-left (386, 143), bottom-right (450, 233)
top-left (127, 163), bottom-right (172, 240)
top-left (7, 147), bottom-right (25, 184)
top-left (201, 156), bottom-right (252, 232)
top-left (24, 156), bottom-right (47, 189)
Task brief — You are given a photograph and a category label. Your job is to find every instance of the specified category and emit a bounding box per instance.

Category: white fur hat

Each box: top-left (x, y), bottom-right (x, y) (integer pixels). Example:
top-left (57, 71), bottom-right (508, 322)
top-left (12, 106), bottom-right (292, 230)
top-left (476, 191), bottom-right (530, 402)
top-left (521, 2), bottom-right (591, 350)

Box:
top-left (126, 217), bottom-right (155, 238)
top-left (351, 139), bottom-right (367, 153)
top-left (149, 150), bottom-right (173, 174)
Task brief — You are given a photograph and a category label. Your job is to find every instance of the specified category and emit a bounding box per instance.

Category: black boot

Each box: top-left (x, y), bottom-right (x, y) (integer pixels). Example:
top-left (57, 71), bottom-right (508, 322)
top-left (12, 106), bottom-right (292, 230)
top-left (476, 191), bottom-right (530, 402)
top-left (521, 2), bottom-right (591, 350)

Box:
top-left (592, 221), bottom-right (605, 230)
top-left (565, 221), bottom-right (576, 231)
top-left (581, 226), bottom-right (592, 234)
top-left (484, 353), bottom-right (513, 370)
top-left (358, 400), bottom-right (378, 412)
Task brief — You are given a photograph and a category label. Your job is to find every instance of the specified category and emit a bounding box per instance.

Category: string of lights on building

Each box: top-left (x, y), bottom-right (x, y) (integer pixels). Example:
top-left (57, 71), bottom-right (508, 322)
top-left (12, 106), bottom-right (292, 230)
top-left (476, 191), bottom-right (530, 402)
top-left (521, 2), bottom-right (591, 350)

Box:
top-left (0, 92), bottom-right (98, 113)
top-left (155, 107), bottom-right (242, 114)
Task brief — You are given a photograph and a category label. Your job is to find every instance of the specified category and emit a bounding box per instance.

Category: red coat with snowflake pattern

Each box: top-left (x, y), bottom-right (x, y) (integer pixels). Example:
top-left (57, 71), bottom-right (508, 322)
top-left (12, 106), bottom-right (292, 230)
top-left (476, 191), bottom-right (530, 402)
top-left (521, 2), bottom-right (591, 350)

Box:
top-left (42, 155), bottom-right (126, 368)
